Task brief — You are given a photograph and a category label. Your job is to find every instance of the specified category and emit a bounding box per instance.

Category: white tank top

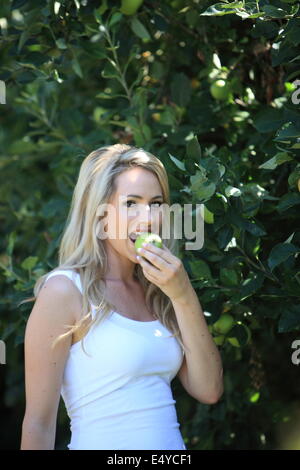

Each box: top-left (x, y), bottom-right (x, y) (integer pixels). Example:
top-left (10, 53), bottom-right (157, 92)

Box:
top-left (44, 269), bottom-right (187, 450)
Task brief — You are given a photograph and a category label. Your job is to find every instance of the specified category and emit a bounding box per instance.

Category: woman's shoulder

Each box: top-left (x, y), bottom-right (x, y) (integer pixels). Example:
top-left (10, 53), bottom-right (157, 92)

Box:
top-left (44, 268), bottom-right (82, 295)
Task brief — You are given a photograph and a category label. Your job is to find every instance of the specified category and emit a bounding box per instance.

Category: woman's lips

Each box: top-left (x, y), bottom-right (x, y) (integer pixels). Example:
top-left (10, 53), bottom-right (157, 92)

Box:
top-left (128, 237), bottom-right (136, 248)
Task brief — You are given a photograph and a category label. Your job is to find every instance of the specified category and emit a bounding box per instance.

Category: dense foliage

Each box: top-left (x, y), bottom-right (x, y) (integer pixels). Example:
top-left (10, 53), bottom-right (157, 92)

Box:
top-left (0, 0), bottom-right (300, 450)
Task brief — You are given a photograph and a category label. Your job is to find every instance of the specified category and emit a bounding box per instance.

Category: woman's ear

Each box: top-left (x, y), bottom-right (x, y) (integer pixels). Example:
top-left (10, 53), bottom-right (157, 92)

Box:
top-left (95, 204), bottom-right (110, 239)
top-left (95, 215), bottom-right (108, 240)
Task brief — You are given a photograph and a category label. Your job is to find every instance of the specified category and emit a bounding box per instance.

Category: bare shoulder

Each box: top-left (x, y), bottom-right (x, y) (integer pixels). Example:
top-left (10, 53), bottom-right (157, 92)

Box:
top-left (22, 275), bottom-right (83, 428)
top-left (35, 274), bottom-right (83, 323)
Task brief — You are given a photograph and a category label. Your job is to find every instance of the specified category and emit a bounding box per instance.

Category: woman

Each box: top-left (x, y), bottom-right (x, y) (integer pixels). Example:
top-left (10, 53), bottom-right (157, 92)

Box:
top-left (20, 144), bottom-right (223, 450)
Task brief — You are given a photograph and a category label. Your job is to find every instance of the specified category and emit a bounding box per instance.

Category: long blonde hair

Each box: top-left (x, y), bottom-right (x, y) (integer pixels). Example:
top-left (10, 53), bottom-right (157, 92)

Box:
top-left (20, 144), bottom-right (186, 355)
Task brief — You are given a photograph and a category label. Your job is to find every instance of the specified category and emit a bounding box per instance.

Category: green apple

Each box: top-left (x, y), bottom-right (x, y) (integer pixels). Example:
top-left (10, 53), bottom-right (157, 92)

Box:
top-left (213, 335), bottom-right (225, 346)
top-left (203, 205), bottom-right (214, 224)
top-left (210, 79), bottom-right (231, 101)
top-left (227, 323), bottom-right (251, 347)
top-left (120, 0), bottom-right (144, 15)
top-left (212, 314), bottom-right (234, 335)
top-left (227, 336), bottom-right (240, 347)
top-left (135, 232), bottom-right (162, 252)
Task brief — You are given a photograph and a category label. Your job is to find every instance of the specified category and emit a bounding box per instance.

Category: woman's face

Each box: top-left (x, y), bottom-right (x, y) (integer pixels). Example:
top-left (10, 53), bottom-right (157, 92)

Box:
top-left (100, 167), bottom-right (164, 264)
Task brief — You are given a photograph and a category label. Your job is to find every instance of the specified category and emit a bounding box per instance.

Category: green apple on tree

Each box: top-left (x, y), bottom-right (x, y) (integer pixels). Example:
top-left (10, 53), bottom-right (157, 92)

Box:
top-left (203, 205), bottom-right (214, 224)
top-left (120, 0), bottom-right (144, 15)
top-left (210, 79), bottom-right (231, 101)
top-left (227, 323), bottom-right (251, 347)
top-left (213, 335), bottom-right (225, 346)
top-left (212, 314), bottom-right (234, 335)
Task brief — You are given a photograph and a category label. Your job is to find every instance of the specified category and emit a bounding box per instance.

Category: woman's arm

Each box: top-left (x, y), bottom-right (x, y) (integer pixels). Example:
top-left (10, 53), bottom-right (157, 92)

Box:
top-left (171, 286), bottom-right (224, 404)
top-left (21, 419), bottom-right (56, 450)
top-left (21, 276), bottom-right (80, 450)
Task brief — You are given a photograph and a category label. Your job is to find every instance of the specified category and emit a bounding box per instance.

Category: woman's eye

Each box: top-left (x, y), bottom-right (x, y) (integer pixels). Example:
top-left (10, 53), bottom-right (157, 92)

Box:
top-left (151, 202), bottom-right (162, 207)
top-left (126, 201), bottom-right (162, 207)
top-left (126, 200), bottom-right (136, 207)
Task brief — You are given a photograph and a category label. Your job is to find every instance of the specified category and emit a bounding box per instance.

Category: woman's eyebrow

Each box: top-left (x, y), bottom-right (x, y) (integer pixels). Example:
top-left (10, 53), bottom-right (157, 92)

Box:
top-left (126, 194), bottom-right (163, 199)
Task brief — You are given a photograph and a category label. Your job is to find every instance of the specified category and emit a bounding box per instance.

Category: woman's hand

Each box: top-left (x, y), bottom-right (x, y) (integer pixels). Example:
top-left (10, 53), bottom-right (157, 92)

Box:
top-left (136, 242), bottom-right (192, 302)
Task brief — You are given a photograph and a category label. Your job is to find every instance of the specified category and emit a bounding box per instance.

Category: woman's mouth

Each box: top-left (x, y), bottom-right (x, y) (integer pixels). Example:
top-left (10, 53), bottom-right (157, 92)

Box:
top-left (129, 232), bottom-right (146, 244)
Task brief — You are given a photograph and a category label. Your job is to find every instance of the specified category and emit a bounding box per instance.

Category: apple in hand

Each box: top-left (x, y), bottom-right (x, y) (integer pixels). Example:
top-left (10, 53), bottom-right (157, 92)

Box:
top-left (135, 232), bottom-right (162, 251)
top-left (135, 232), bottom-right (162, 265)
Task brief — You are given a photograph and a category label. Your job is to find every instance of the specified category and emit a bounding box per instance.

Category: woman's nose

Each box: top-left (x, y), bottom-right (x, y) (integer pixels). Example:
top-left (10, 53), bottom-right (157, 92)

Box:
top-left (136, 204), bottom-right (160, 233)
top-left (137, 204), bottom-right (152, 223)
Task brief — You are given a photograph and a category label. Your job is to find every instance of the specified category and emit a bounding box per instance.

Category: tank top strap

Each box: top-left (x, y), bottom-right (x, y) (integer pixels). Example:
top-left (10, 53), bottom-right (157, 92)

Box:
top-left (45, 269), bottom-right (83, 294)
top-left (44, 269), bottom-right (99, 319)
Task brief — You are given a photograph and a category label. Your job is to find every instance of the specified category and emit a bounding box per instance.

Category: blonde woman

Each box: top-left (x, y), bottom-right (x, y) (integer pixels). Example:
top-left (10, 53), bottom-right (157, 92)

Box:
top-left (20, 144), bottom-right (223, 450)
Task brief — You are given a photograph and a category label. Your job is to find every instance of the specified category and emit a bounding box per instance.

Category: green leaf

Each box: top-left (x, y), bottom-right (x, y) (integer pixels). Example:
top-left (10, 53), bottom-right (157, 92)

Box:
top-left (231, 272), bottom-right (265, 302)
top-left (21, 256), bottom-right (39, 271)
top-left (7, 231), bottom-right (17, 257)
top-left (253, 108), bottom-right (284, 133)
top-left (130, 17), bottom-right (151, 40)
top-left (258, 152), bottom-right (293, 170)
top-left (288, 164), bottom-right (300, 189)
top-left (12, 0), bottom-right (28, 9)
top-left (55, 38), bottom-right (68, 49)
top-left (244, 220), bottom-right (266, 237)
top-left (72, 56), bottom-right (83, 78)
top-left (9, 140), bottom-right (37, 154)
top-left (274, 122), bottom-right (300, 142)
top-left (190, 170), bottom-right (216, 201)
top-left (285, 19), bottom-right (300, 46)
top-left (228, 209), bottom-right (266, 236)
top-left (109, 12), bottom-right (123, 28)
top-left (170, 72), bottom-right (192, 107)
top-left (268, 243), bottom-right (299, 271)
top-left (278, 305), bottom-right (300, 333)
top-left (169, 153), bottom-right (186, 171)
top-left (262, 5), bottom-right (290, 19)
top-left (17, 29), bottom-right (31, 53)
top-left (196, 182), bottom-right (216, 201)
top-left (96, 92), bottom-right (127, 100)
top-left (190, 169), bottom-right (207, 190)
top-left (186, 135), bottom-right (202, 163)
top-left (141, 124), bottom-right (152, 141)
top-left (201, 2), bottom-right (243, 16)
top-left (189, 259), bottom-right (213, 281)
top-left (220, 268), bottom-right (239, 286)
top-left (217, 226), bottom-right (234, 250)
top-left (22, 51), bottom-right (49, 67)
top-left (277, 193), bottom-right (300, 212)
top-left (94, 7), bottom-right (105, 24)
top-left (225, 185), bottom-right (242, 197)
top-left (15, 70), bottom-right (37, 84)
top-left (101, 61), bottom-right (119, 79)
